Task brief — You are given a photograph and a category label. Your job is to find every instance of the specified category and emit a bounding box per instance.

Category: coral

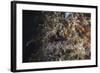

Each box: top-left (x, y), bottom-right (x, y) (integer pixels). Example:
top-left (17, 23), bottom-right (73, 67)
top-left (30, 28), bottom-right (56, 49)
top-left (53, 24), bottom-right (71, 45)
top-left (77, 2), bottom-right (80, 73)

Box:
top-left (29, 12), bottom-right (91, 62)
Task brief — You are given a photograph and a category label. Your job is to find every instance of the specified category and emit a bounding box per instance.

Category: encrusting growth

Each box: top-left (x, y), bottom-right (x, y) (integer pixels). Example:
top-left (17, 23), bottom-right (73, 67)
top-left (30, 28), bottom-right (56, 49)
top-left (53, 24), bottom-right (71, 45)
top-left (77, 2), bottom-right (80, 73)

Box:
top-left (29, 12), bottom-right (91, 62)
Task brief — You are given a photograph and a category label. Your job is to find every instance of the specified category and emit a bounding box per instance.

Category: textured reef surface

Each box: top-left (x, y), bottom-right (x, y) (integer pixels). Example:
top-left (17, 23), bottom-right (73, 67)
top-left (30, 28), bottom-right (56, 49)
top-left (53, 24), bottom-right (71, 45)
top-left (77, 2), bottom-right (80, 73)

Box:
top-left (23, 11), bottom-right (91, 62)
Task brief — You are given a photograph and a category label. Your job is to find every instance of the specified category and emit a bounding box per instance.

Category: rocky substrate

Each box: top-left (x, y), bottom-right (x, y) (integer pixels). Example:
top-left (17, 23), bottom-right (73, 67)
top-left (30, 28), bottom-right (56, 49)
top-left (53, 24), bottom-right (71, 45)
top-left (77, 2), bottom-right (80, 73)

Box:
top-left (28, 12), bottom-right (91, 62)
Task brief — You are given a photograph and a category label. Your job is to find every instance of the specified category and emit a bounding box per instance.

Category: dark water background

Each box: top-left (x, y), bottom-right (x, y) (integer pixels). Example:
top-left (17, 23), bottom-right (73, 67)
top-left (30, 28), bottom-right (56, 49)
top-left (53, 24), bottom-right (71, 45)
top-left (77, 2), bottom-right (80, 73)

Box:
top-left (23, 10), bottom-right (43, 62)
